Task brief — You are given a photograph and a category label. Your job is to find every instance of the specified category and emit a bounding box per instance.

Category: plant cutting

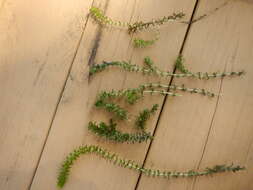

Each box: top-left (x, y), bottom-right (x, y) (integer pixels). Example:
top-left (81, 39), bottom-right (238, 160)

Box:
top-left (94, 82), bottom-right (215, 120)
top-left (89, 7), bottom-right (185, 48)
top-left (88, 119), bottom-right (153, 143)
top-left (57, 145), bottom-right (245, 188)
top-left (135, 104), bottom-right (158, 130)
top-left (89, 57), bottom-right (244, 80)
top-left (89, 2), bottom-right (231, 48)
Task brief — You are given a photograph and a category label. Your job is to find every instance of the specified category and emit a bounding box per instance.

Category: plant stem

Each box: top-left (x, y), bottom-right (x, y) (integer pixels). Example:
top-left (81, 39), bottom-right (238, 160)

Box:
top-left (135, 104), bottom-right (159, 130)
top-left (95, 100), bottom-right (129, 120)
top-left (88, 120), bottom-right (153, 143)
top-left (128, 12), bottom-right (185, 33)
top-left (57, 145), bottom-right (245, 188)
top-left (143, 90), bottom-right (182, 96)
top-left (141, 83), bottom-right (216, 97)
top-left (89, 60), bottom-right (245, 80)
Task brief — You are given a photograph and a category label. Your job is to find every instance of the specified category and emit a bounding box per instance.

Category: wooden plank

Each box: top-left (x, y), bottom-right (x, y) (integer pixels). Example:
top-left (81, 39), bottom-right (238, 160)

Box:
top-left (30, 0), bottom-right (197, 189)
top-left (137, 0), bottom-right (253, 190)
top-left (0, 0), bottom-right (93, 189)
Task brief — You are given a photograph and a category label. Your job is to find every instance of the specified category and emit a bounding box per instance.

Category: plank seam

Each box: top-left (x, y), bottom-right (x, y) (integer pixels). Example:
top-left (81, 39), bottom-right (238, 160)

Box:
top-left (27, 3), bottom-right (94, 189)
top-left (134, 0), bottom-right (200, 189)
top-left (190, 77), bottom-right (225, 190)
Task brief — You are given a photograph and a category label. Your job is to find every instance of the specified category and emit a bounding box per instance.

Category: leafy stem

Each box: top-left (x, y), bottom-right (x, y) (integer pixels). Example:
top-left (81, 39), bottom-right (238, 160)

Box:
top-left (95, 100), bottom-right (129, 120)
top-left (57, 145), bottom-right (245, 188)
top-left (141, 83), bottom-right (216, 97)
top-left (89, 7), bottom-right (184, 48)
top-left (175, 55), bottom-right (190, 74)
top-left (133, 37), bottom-right (157, 48)
top-left (88, 120), bottom-right (153, 143)
top-left (96, 88), bottom-right (180, 106)
top-left (135, 104), bottom-right (159, 130)
top-left (89, 7), bottom-right (185, 33)
top-left (128, 12), bottom-right (185, 33)
top-left (174, 55), bottom-right (245, 82)
top-left (89, 7), bottom-right (129, 28)
top-left (89, 57), bottom-right (245, 80)
top-left (96, 83), bottom-right (215, 110)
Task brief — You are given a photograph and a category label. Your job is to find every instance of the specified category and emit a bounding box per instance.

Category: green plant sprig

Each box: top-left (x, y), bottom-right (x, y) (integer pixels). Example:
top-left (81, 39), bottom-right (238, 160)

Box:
top-left (89, 7), bottom-right (184, 48)
top-left (96, 88), bottom-right (180, 105)
top-left (89, 7), bottom-right (157, 48)
top-left (128, 12), bottom-right (185, 33)
top-left (95, 99), bottom-right (129, 120)
top-left (89, 58), bottom-right (245, 80)
top-left (88, 120), bottom-right (153, 143)
top-left (141, 83), bottom-right (216, 97)
top-left (96, 89), bottom-right (143, 105)
top-left (57, 145), bottom-right (245, 188)
top-left (94, 89), bottom-right (179, 120)
top-left (89, 7), bottom-right (185, 33)
top-left (143, 90), bottom-right (182, 97)
top-left (133, 27), bottom-right (160, 48)
top-left (95, 82), bottom-right (214, 114)
top-left (133, 37), bottom-right (157, 48)
top-left (135, 104), bottom-right (159, 130)
top-left (175, 55), bottom-right (245, 81)
top-left (90, 7), bottom-right (129, 28)
top-left (175, 55), bottom-right (190, 74)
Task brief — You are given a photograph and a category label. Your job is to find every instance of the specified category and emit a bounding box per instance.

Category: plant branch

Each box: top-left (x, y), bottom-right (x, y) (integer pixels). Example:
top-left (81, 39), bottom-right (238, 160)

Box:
top-left (57, 145), bottom-right (245, 188)
top-left (141, 83), bottom-right (216, 97)
top-left (95, 100), bottom-right (129, 120)
top-left (88, 120), bottom-right (153, 143)
top-left (135, 104), bottom-right (159, 130)
top-left (89, 57), bottom-right (245, 80)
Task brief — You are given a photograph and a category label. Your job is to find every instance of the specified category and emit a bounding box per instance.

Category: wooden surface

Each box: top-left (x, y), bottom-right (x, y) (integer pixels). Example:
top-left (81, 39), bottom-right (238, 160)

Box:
top-left (0, 0), bottom-right (252, 189)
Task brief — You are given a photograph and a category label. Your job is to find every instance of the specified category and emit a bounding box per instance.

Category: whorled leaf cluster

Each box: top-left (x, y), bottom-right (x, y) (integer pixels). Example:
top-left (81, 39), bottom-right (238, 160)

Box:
top-left (95, 99), bottom-right (129, 120)
top-left (88, 120), bottom-right (153, 143)
top-left (89, 7), bottom-right (129, 28)
top-left (57, 145), bottom-right (245, 188)
top-left (133, 37), bottom-right (157, 48)
top-left (175, 55), bottom-right (190, 74)
top-left (135, 104), bottom-right (159, 130)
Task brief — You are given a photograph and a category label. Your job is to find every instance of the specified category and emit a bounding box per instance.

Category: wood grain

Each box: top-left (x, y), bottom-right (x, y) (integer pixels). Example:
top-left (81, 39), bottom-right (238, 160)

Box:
top-left (136, 1), bottom-right (253, 190)
top-left (0, 0), bottom-right (93, 189)
top-left (30, 0), bottom-right (197, 189)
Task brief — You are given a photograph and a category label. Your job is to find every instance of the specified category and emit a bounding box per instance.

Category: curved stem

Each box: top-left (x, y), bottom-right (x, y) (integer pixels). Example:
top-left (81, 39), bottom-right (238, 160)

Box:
top-left (57, 145), bottom-right (245, 188)
top-left (89, 60), bottom-right (245, 80)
